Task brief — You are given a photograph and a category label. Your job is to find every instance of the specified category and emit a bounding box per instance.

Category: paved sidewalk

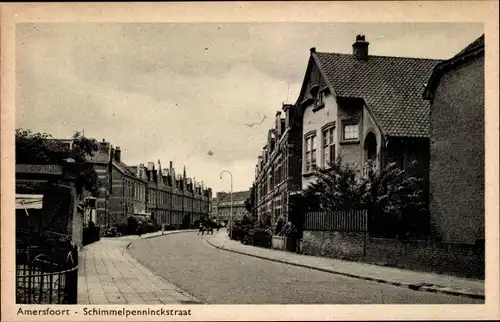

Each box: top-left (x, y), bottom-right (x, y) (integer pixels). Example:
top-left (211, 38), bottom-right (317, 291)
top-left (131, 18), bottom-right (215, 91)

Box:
top-left (78, 230), bottom-right (201, 304)
top-left (204, 230), bottom-right (485, 300)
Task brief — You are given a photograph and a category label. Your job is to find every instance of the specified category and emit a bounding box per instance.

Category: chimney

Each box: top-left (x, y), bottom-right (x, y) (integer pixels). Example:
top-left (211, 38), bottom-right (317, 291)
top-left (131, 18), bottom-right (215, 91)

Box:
top-left (352, 35), bottom-right (369, 61)
top-left (275, 111), bottom-right (282, 137)
top-left (147, 162), bottom-right (155, 171)
top-left (114, 146), bottom-right (121, 162)
top-left (169, 161), bottom-right (175, 186)
top-left (283, 103), bottom-right (293, 128)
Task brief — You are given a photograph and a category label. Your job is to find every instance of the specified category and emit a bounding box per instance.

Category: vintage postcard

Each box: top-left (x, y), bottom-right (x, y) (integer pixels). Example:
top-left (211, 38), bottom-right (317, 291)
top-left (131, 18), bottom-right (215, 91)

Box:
top-left (1, 1), bottom-right (499, 321)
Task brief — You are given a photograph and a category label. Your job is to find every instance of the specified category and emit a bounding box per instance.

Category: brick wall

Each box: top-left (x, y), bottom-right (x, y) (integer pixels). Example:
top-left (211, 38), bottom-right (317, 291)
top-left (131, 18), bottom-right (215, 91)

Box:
top-left (301, 230), bottom-right (366, 259)
top-left (429, 55), bottom-right (484, 245)
top-left (301, 231), bottom-right (484, 278)
top-left (365, 238), bottom-right (484, 278)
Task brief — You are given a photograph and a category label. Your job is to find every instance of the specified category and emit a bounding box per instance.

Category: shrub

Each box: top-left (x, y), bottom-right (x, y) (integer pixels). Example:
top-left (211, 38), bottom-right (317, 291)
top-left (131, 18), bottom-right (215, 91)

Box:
top-left (278, 222), bottom-right (298, 238)
top-left (116, 223), bottom-right (128, 235)
top-left (248, 227), bottom-right (272, 248)
top-left (180, 215), bottom-right (191, 229)
top-left (82, 226), bottom-right (100, 245)
top-left (304, 157), bottom-right (429, 239)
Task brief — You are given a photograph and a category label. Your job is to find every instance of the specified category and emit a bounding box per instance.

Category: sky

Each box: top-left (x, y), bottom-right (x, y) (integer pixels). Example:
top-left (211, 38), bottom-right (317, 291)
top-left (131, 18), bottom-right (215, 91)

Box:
top-left (16, 23), bottom-right (483, 193)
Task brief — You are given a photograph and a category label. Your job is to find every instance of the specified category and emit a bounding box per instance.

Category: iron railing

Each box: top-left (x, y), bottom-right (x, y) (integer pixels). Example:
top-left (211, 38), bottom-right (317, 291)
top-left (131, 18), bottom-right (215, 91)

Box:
top-left (16, 238), bottom-right (78, 304)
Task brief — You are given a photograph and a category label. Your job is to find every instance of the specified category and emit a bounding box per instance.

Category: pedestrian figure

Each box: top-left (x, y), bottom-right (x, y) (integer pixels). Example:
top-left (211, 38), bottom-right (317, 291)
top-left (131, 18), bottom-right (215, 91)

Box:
top-left (216, 224), bottom-right (220, 233)
top-left (161, 224), bottom-right (165, 235)
top-left (137, 222), bottom-right (143, 237)
top-left (198, 223), bottom-right (204, 235)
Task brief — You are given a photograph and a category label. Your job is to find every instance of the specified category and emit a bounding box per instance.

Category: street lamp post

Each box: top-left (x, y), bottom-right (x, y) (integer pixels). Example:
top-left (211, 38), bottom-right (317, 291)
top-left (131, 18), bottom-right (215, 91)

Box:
top-left (220, 170), bottom-right (233, 238)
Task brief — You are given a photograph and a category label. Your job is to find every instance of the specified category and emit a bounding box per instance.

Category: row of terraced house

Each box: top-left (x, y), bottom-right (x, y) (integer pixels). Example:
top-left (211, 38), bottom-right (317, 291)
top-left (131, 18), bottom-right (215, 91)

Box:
top-left (82, 140), bottom-right (212, 229)
top-left (253, 34), bottom-right (485, 252)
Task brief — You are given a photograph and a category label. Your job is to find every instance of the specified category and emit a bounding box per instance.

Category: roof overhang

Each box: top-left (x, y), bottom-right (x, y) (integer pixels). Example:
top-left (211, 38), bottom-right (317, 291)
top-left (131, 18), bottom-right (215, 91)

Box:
top-left (16, 194), bottom-right (44, 210)
top-left (423, 45), bottom-right (484, 101)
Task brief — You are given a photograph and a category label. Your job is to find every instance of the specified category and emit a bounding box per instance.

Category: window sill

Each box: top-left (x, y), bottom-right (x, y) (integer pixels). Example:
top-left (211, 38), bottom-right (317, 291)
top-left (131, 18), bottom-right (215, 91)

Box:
top-left (312, 103), bottom-right (325, 113)
top-left (340, 140), bottom-right (360, 145)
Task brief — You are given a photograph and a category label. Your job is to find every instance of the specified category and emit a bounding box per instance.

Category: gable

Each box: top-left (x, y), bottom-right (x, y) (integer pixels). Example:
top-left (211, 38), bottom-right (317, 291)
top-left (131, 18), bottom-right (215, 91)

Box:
top-left (424, 34), bottom-right (484, 102)
top-left (295, 55), bottom-right (331, 108)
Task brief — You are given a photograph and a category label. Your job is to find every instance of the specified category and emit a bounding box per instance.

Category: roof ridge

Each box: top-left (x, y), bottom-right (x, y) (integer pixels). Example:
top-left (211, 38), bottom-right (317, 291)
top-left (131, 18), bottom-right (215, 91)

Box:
top-left (315, 51), bottom-right (443, 62)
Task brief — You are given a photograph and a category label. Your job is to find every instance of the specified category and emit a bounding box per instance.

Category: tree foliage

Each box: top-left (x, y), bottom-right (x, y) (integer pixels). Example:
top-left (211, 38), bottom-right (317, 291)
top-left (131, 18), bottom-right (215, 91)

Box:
top-left (303, 157), bottom-right (429, 239)
top-left (244, 184), bottom-right (257, 215)
top-left (15, 129), bottom-right (100, 195)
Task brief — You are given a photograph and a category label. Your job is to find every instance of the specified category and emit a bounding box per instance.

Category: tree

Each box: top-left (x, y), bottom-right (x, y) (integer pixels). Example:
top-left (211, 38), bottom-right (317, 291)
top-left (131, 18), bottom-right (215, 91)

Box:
top-left (15, 129), bottom-right (100, 195)
top-left (304, 157), bottom-right (362, 211)
top-left (304, 157), bottom-right (429, 239)
top-left (244, 184), bottom-right (256, 216)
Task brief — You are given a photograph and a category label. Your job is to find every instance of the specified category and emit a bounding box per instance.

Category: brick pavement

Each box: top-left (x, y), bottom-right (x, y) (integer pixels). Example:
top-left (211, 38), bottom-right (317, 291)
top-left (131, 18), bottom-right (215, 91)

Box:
top-left (78, 230), bottom-right (201, 304)
top-left (204, 230), bottom-right (485, 300)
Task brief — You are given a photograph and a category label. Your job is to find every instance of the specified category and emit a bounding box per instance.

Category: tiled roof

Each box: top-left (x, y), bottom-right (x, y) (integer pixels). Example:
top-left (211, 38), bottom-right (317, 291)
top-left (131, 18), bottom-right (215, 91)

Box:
top-left (216, 190), bottom-right (250, 203)
top-left (112, 160), bottom-right (136, 177)
top-left (314, 52), bottom-right (441, 138)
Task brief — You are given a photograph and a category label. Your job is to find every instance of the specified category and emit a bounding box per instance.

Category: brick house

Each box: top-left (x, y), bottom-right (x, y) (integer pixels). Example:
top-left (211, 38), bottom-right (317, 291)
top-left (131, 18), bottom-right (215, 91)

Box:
top-left (216, 190), bottom-right (251, 225)
top-left (296, 35), bottom-right (441, 194)
top-left (36, 138), bottom-right (212, 229)
top-left (84, 139), bottom-right (113, 227)
top-left (254, 103), bottom-right (303, 226)
top-left (106, 147), bottom-right (148, 225)
top-left (139, 161), bottom-right (211, 227)
top-left (423, 34), bottom-right (485, 245)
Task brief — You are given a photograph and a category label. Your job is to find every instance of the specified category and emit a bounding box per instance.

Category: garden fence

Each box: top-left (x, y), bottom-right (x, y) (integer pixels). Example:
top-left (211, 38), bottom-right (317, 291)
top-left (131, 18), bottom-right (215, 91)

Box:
top-left (304, 209), bottom-right (368, 232)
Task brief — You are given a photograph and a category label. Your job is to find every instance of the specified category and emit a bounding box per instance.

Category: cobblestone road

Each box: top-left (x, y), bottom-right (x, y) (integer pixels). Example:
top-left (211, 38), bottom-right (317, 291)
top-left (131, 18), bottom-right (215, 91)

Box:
top-left (128, 232), bottom-right (482, 304)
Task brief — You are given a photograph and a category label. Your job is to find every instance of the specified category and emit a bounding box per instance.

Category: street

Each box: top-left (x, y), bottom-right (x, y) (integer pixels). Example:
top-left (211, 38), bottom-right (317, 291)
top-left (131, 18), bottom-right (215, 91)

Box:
top-left (127, 232), bottom-right (482, 304)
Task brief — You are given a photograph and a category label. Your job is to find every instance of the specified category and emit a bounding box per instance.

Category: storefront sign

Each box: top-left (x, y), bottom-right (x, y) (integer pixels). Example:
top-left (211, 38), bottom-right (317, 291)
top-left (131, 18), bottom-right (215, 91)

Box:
top-left (16, 164), bottom-right (63, 175)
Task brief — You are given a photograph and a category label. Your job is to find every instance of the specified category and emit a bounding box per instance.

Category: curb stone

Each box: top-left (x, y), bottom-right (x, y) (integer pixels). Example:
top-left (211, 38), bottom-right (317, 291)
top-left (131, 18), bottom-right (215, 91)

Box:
top-left (126, 231), bottom-right (204, 304)
top-left (143, 229), bottom-right (198, 239)
top-left (204, 238), bottom-right (485, 301)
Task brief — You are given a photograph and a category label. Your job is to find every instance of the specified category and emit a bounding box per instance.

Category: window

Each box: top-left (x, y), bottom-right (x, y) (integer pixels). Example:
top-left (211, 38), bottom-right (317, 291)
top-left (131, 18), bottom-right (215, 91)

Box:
top-left (311, 135), bottom-right (317, 169)
top-left (343, 124), bottom-right (359, 140)
top-left (305, 135), bottom-right (317, 172)
top-left (322, 127), bottom-right (336, 167)
top-left (315, 91), bottom-right (324, 107)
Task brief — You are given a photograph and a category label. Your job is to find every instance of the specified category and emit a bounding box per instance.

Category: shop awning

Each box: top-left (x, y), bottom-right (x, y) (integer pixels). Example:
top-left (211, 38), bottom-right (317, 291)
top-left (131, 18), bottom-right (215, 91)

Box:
top-left (16, 194), bottom-right (44, 210)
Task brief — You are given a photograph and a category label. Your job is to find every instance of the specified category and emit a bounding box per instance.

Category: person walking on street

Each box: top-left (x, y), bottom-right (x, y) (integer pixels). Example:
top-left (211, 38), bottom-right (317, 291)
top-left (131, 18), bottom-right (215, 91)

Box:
top-left (137, 221), bottom-right (143, 237)
top-left (161, 224), bottom-right (165, 235)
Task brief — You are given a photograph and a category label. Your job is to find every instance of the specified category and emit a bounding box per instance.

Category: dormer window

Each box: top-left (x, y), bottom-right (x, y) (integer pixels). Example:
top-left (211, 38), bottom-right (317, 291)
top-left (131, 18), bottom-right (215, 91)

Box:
top-left (310, 85), bottom-right (326, 112)
top-left (316, 91), bottom-right (324, 105)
